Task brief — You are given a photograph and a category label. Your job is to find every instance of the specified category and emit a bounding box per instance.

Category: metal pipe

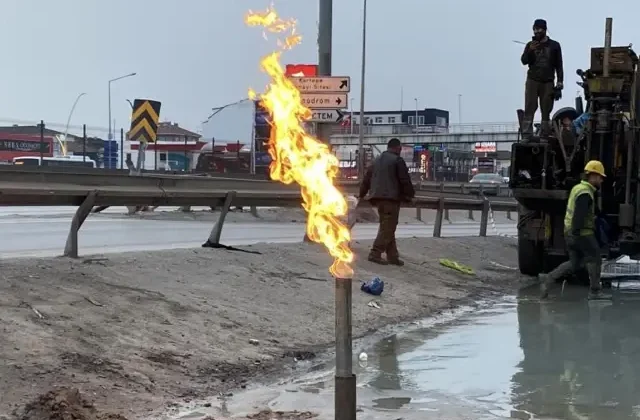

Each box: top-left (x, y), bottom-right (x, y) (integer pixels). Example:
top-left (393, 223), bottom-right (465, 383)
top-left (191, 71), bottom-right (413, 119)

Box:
top-left (357, 0), bottom-right (367, 179)
top-left (335, 277), bottom-right (355, 420)
top-left (603, 18), bottom-right (612, 77)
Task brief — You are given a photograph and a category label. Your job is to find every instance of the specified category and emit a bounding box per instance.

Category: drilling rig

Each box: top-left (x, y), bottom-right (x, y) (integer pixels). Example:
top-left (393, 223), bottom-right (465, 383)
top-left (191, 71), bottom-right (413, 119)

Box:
top-left (510, 18), bottom-right (640, 278)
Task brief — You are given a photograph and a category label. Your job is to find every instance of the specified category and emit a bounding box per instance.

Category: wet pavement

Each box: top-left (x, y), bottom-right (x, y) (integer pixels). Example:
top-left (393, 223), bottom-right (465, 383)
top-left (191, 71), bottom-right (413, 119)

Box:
top-left (172, 282), bottom-right (640, 419)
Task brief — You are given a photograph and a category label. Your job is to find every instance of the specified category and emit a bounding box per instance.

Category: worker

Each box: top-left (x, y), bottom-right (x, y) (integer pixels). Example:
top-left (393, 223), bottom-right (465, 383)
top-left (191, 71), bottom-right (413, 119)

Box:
top-left (539, 160), bottom-right (610, 300)
top-left (358, 138), bottom-right (415, 266)
top-left (520, 19), bottom-right (564, 140)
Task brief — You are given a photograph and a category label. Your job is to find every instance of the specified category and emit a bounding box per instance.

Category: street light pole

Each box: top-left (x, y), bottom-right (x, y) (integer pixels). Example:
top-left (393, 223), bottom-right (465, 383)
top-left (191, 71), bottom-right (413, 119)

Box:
top-left (108, 72), bottom-right (137, 140)
top-left (356, 0), bottom-right (367, 181)
top-left (62, 92), bottom-right (87, 155)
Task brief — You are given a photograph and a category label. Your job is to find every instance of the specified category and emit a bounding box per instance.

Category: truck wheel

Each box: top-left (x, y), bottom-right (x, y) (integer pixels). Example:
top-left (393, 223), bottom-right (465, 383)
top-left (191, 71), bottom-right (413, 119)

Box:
top-left (518, 234), bottom-right (542, 276)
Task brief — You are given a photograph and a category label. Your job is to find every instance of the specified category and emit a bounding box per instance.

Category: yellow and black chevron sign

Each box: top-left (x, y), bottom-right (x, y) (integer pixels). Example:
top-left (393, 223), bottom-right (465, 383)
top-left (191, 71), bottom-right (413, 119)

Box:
top-left (129, 99), bottom-right (161, 143)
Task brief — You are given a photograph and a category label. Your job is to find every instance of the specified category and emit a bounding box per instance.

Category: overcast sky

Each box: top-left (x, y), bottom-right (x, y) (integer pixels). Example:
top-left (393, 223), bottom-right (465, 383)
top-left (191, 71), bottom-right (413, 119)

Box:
top-left (0, 0), bottom-right (638, 136)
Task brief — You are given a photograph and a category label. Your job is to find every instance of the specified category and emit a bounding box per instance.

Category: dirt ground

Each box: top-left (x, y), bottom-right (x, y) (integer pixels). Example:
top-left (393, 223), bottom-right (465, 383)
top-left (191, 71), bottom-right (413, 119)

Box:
top-left (0, 236), bottom-right (527, 419)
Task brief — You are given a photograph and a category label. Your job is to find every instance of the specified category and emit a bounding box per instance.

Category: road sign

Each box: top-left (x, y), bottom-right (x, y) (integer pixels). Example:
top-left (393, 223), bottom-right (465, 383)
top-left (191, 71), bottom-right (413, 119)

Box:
top-left (129, 99), bottom-right (161, 143)
top-left (285, 64), bottom-right (318, 77)
top-left (301, 93), bottom-right (348, 109)
top-left (291, 76), bottom-right (350, 93)
top-left (310, 109), bottom-right (345, 123)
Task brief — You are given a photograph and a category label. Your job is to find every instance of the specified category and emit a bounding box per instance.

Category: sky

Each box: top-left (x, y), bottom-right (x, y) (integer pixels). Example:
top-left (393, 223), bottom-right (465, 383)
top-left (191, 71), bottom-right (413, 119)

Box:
top-left (1, 0), bottom-right (638, 137)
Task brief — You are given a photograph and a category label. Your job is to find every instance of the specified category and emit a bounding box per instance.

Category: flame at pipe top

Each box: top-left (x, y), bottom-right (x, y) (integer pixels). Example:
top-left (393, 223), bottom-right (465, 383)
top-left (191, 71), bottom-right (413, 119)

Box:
top-left (245, 6), bottom-right (354, 279)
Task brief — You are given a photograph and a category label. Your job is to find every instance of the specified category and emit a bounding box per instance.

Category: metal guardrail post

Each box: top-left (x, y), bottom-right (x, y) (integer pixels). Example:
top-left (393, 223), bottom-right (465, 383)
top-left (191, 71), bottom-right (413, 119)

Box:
top-left (416, 207), bottom-right (422, 222)
top-left (433, 198), bottom-right (444, 238)
top-left (506, 210), bottom-right (512, 220)
top-left (203, 191), bottom-right (236, 247)
top-left (479, 198), bottom-right (490, 237)
top-left (444, 208), bottom-right (450, 221)
top-left (468, 209), bottom-right (474, 220)
top-left (250, 206), bottom-right (259, 217)
top-left (63, 191), bottom-right (97, 258)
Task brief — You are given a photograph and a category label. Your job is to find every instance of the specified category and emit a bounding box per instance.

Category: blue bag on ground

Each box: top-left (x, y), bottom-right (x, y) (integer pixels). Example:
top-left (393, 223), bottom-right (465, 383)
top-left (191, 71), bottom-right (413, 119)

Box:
top-left (361, 277), bottom-right (384, 296)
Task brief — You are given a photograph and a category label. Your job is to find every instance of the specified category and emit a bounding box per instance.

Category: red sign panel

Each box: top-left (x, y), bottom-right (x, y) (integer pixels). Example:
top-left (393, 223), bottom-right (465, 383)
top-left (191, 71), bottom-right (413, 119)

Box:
top-left (0, 133), bottom-right (54, 161)
top-left (285, 64), bottom-right (318, 77)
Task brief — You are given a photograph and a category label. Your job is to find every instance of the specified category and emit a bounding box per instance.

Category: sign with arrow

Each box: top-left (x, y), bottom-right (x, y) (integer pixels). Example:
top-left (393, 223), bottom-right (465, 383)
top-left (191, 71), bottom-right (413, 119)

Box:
top-left (301, 93), bottom-right (347, 109)
top-left (290, 76), bottom-right (350, 93)
top-left (128, 99), bottom-right (161, 143)
top-left (310, 109), bottom-right (345, 123)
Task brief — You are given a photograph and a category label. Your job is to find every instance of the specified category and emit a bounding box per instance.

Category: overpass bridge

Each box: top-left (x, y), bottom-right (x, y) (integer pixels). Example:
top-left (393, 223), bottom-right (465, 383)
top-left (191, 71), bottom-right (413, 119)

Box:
top-left (328, 122), bottom-right (520, 147)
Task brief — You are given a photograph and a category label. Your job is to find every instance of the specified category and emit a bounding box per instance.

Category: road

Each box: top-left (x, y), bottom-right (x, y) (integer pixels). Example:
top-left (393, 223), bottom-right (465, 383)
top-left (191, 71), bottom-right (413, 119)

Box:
top-left (0, 211), bottom-right (516, 258)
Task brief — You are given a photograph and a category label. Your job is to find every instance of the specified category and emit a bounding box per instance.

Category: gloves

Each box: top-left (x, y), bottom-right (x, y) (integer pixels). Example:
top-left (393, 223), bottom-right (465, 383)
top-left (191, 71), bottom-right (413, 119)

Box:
top-left (556, 82), bottom-right (564, 90)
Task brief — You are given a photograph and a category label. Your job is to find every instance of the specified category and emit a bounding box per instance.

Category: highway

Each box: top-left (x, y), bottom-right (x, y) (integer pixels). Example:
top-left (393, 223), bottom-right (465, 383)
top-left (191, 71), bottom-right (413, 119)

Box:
top-left (0, 209), bottom-right (517, 258)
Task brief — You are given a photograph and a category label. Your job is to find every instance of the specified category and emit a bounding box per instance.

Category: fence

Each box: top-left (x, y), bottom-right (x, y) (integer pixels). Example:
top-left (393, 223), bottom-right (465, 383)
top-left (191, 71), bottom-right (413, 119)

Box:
top-left (0, 168), bottom-right (518, 257)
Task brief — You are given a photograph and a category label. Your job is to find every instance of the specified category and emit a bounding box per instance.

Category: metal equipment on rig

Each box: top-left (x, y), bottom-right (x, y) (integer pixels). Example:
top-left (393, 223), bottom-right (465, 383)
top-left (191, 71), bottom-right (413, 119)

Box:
top-left (510, 17), bottom-right (640, 277)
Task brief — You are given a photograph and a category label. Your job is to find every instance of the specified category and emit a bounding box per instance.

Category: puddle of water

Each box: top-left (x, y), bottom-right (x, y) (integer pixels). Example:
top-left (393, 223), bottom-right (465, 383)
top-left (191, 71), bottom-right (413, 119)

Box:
top-left (170, 281), bottom-right (640, 420)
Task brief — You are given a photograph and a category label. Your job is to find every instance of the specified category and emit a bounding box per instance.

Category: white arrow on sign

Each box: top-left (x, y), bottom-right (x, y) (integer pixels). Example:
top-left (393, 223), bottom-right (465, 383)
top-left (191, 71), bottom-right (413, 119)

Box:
top-left (301, 93), bottom-right (348, 109)
top-left (309, 109), bottom-right (345, 123)
top-left (290, 76), bottom-right (350, 93)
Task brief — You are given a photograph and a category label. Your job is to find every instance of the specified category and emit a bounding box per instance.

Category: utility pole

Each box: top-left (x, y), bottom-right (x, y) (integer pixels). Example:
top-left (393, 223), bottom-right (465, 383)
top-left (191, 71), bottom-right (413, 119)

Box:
top-left (319, 1), bottom-right (356, 420)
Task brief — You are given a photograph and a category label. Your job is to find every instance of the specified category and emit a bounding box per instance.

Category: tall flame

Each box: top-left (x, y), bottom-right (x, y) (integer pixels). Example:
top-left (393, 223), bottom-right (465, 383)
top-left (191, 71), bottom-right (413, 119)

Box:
top-left (245, 6), bottom-right (354, 279)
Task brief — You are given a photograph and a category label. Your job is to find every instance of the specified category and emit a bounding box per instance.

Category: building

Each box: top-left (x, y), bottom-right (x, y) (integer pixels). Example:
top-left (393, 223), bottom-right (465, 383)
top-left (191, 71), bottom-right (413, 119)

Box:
top-left (0, 124), bottom-right (104, 163)
top-left (344, 108), bottom-right (449, 132)
top-left (128, 121), bottom-right (204, 171)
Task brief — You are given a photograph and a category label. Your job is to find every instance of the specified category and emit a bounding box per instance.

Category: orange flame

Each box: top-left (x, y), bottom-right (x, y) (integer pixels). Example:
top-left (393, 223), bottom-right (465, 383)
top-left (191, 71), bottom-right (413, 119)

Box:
top-left (245, 6), bottom-right (353, 279)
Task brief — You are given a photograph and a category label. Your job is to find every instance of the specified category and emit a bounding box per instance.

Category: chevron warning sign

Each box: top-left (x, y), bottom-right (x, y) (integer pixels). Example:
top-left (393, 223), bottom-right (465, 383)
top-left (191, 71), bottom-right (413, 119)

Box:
top-left (129, 99), bottom-right (161, 143)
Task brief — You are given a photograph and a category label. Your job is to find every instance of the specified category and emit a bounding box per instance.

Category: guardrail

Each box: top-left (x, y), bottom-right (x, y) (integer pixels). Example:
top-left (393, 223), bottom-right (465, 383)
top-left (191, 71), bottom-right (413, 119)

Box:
top-left (0, 168), bottom-right (515, 198)
top-left (0, 170), bottom-right (518, 258)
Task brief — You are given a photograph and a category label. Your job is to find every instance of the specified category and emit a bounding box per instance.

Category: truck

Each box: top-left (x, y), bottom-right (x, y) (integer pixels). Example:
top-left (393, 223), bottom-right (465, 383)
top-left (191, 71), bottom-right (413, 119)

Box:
top-left (509, 18), bottom-right (640, 280)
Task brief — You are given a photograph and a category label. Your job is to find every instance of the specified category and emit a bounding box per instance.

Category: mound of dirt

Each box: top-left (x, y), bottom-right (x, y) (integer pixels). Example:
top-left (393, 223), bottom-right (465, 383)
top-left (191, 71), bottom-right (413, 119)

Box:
top-left (15, 388), bottom-right (127, 420)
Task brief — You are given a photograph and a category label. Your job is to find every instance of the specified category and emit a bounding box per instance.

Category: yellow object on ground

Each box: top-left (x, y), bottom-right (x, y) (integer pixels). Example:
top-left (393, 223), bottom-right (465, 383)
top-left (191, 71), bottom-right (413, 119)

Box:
top-left (439, 259), bottom-right (475, 275)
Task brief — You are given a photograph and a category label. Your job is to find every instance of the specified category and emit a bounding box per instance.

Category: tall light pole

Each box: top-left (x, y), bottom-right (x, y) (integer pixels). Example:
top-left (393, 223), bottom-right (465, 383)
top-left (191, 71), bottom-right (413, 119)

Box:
top-left (108, 72), bottom-right (136, 140)
top-left (62, 92), bottom-right (87, 155)
top-left (356, 0), bottom-right (367, 181)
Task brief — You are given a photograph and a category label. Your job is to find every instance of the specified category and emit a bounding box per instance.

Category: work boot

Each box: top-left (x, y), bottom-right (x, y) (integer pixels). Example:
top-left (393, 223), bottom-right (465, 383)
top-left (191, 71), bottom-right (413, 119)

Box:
top-left (588, 288), bottom-right (611, 300)
top-left (387, 258), bottom-right (405, 266)
top-left (539, 273), bottom-right (551, 298)
top-left (368, 254), bottom-right (388, 265)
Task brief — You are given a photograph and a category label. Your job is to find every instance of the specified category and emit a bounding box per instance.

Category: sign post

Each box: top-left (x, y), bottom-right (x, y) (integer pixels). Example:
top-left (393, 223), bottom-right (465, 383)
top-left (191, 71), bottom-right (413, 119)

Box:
top-left (128, 99), bottom-right (161, 175)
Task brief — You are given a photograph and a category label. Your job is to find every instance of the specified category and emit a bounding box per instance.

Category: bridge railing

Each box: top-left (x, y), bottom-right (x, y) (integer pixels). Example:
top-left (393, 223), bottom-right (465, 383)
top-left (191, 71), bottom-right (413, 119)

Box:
top-left (0, 169), bottom-right (518, 258)
top-left (329, 122), bottom-right (521, 136)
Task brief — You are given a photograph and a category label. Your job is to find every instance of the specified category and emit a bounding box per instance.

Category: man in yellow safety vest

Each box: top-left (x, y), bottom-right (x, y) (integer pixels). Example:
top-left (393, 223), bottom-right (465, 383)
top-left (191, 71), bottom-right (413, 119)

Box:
top-left (539, 160), bottom-right (610, 300)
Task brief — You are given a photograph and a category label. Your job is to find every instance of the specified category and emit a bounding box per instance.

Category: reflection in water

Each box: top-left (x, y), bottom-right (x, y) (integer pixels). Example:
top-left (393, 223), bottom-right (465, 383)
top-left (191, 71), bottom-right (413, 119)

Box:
top-left (512, 285), bottom-right (640, 419)
top-left (359, 285), bottom-right (640, 418)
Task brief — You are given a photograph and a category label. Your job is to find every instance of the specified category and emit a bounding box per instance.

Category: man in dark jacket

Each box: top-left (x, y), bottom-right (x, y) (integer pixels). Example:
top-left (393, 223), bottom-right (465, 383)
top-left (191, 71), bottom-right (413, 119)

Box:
top-left (358, 138), bottom-right (415, 265)
top-left (521, 19), bottom-right (564, 139)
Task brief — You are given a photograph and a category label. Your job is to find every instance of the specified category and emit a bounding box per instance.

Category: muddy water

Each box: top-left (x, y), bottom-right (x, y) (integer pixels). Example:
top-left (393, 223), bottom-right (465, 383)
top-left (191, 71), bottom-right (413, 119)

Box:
top-left (172, 282), bottom-right (640, 419)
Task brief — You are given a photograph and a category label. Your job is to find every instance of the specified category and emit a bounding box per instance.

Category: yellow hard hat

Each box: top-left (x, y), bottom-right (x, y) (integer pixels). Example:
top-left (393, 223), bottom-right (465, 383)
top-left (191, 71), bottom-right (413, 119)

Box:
top-left (584, 160), bottom-right (606, 177)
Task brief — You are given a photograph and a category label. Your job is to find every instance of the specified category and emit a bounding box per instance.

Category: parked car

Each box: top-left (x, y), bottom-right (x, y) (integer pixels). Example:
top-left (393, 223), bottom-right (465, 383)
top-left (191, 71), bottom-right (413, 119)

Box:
top-left (469, 173), bottom-right (505, 195)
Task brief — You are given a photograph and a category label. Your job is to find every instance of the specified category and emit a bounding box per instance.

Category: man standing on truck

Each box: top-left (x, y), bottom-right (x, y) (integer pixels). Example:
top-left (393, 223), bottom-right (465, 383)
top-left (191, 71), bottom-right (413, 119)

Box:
top-left (359, 138), bottom-right (415, 266)
top-left (539, 160), bottom-right (610, 300)
top-left (521, 19), bottom-right (564, 140)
